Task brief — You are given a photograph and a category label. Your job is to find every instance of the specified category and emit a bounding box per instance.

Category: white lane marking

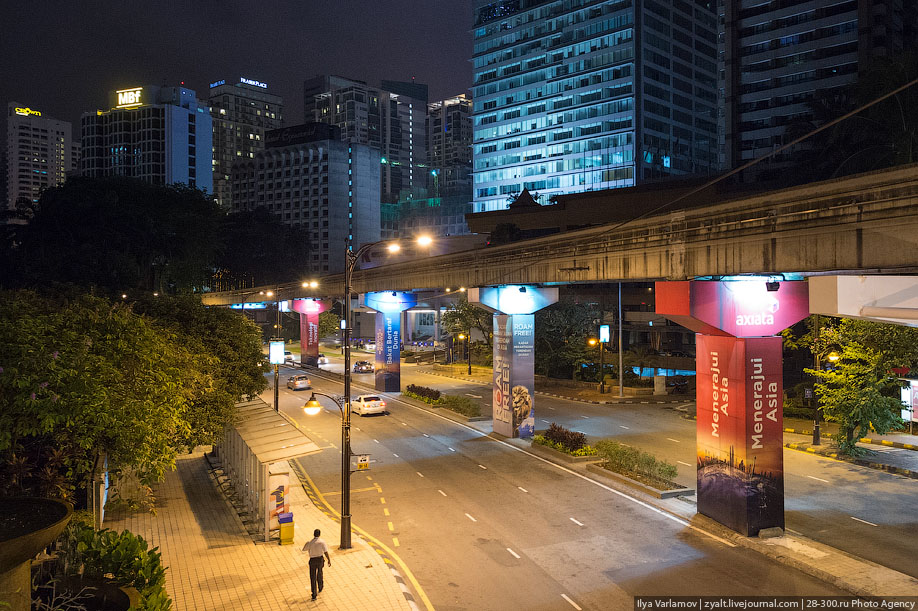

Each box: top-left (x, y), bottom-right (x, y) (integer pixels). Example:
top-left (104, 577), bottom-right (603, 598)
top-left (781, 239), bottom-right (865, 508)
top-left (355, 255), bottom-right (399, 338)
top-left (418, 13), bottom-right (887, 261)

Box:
top-left (540, 419), bottom-right (551, 424)
top-left (547, 406), bottom-right (556, 410)
top-left (466, 393), bottom-right (483, 398)
top-left (438, 490), bottom-right (447, 497)
top-left (416, 472), bottom-right (425, 478)
top-left (373, 439), bottom-right (379, 443)
top-left (851, 516), bottom-right (878, 527)
top-left (787, 528), bottom-right (803, 536)
top-left (579, 415), bottom-right (589, 419)
top-left (666, 438), bottom-right (681, 443)
top-left (507, 548), bottom-right (520, 559)
top-left (423, 433), bottom-right (430, 438)
top-left (807, 475), bottom-right (829, 483)
top-left (401, 422), bottom-right (407, 426)
top-left (561, 594), bottom-right (582, 610)
top-left (570, 517), bottom-right (584, 527)
top-left (393, 453), bottom-right (399, 458)
top-left (518, 486), bottom-right (528, 493)
top-left (619, 425), bottom-right (630, 429)
top-left (677, 461), bottom-right (692, 467)
top-left (354, 427), bottom-right (361, 431)
top-left (353, 378), bottom-right (737, 548)
top-left (465, 513), bottom-right (477, 522)
top-left (478, 464), bottom-right (488, 470)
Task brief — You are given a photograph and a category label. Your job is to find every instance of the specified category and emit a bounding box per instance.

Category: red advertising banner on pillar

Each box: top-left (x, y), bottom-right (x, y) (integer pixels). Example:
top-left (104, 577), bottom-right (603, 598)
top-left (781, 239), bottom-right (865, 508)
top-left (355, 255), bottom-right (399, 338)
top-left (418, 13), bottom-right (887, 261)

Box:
top-left (291, 299), bottom-right (326, 367)
top-left (696, 335), bottom-right (784, 536)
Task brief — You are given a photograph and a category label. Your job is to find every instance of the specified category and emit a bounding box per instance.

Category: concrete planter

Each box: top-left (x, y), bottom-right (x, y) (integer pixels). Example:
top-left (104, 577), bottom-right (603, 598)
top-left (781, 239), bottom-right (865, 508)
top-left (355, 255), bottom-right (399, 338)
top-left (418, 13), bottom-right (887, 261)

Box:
top-left (586, 463), bottom-right (695, 499)
top-left (529, 441), bottom-right (601, 464)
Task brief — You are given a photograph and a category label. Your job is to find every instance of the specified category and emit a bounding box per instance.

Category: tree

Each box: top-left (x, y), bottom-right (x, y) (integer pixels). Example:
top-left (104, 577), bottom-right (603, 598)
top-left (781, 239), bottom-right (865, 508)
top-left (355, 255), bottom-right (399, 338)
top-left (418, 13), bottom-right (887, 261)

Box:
top-left (534, 298), bottom-right (597, 379)
top-left (0, 290), bottom-right (198, 502)
top-left (2, 177), bottom-right (224, 295)
top-left (801, 318), bottom-right (916, 455)
top-left (318, 310), bottom-right (341, 340)
top-left (441, 295), bottom-right (493, 348)
top-left (131, 295), bottom-right (268, 447)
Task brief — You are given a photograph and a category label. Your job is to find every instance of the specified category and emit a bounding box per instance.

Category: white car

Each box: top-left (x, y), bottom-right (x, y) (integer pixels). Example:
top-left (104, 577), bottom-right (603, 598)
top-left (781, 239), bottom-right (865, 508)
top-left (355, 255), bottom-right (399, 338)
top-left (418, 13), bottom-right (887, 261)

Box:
top-left (284, 351), bottom-right (295, 365)
top-left (352, 395), bottom-right (387, 416)
top-left (316, 353), bottom-right (329, 365)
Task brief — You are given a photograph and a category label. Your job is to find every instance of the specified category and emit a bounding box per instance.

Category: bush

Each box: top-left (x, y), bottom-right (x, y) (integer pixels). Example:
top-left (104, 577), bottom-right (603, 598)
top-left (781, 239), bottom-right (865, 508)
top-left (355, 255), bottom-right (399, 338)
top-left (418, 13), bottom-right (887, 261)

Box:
top-left (543, 423), bottom-right (588, 452)
top-left (440, 395), bottom-right (480, 417)
top-left (53, 522), bottom-right (172, 610)
top-left (594, 440), bottom-right (678, 484)
top-left (533, 435), bottom-right (597, 457)
top-left (404, 384), bottom-right (442, 403)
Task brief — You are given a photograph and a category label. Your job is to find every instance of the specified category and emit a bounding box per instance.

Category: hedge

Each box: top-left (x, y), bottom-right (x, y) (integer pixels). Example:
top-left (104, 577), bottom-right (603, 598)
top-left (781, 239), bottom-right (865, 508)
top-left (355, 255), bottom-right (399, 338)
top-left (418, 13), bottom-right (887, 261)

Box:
top-left (594, 439), bottom-right (678, 483)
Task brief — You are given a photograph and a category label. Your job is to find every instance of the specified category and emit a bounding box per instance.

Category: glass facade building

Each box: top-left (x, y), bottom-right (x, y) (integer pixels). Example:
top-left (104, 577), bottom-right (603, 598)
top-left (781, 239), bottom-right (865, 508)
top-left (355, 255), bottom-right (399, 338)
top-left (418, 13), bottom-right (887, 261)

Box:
top-left (472, 0), bottom-right (719, 212)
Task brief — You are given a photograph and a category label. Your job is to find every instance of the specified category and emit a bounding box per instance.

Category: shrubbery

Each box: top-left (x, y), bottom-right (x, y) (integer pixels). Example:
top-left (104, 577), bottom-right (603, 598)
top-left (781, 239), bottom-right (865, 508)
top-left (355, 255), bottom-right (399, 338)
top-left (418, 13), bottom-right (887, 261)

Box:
top-left (440, 395), bottom-right (480, 417)
top-left (594, 440), bottom-right (678, 483)
top-left (544, 422), bottom-right (587, 451)
top-left (404, 384), bottom-right (442, 403)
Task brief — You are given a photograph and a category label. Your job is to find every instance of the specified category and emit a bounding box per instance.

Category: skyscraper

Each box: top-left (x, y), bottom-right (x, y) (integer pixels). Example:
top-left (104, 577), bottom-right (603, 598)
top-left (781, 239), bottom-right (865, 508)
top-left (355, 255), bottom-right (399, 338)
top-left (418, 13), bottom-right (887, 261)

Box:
top-left (471, 0), bottom-right (719, 212)
top-left (428, 94), bottom-right (473, 198)
top-left (723, 0), bottom-right (916, 179)
top-left (208, 77), bottom-right (283, 209)
top-left (6, 102), bottom-right (77, 218)
top-left (304, 75), bottom-right (428, 203)
top-left (80, 85), bottom-right (212, 193)
top-left (230, 123), bottom-right (380, 273)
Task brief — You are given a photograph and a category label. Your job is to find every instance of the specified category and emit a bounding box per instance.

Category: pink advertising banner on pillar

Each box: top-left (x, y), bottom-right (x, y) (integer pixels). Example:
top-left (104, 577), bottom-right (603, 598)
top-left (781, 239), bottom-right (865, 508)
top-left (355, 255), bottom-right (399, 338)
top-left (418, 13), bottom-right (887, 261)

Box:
top-left (696, 335), bottom-right (784, 536)
top-left (292, 299), bottom-right (326, 367)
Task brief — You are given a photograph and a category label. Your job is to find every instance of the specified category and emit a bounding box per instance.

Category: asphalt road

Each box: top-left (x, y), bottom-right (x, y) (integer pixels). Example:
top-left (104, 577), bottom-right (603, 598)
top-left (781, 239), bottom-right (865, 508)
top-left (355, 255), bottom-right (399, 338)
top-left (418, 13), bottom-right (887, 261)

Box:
top-left (268, 365), bottom-right (844, 610)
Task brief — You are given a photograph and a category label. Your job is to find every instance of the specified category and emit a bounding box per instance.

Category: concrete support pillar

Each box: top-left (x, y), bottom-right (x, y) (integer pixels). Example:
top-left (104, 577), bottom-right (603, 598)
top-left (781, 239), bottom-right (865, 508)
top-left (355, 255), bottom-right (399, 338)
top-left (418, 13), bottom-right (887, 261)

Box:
top-left (363, 292), bottom-right (418, 392)
top-left (291, 299), bottom-right (327, 366)
top-left (656, 280), bottom-right (809, 536)
top-left (470, 285), bottom-right (558, 439)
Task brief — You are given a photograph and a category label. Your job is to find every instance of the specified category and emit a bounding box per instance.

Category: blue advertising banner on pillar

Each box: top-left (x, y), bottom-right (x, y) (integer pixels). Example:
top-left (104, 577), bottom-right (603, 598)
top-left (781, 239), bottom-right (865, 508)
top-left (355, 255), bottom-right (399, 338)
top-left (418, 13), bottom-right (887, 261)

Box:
top-left (363, 292), bottom-right (417, 393)
top-left (375, 311), bottom-right (401, 392)
top-left (492, 314), bottom-right (535, 438)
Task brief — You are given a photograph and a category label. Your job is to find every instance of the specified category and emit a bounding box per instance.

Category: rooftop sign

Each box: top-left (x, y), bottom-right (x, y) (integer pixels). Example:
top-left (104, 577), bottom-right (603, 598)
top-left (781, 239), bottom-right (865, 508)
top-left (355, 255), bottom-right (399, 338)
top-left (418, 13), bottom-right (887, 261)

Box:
top-left (14, 107), bottom-right (41, 117)
top-left (240, 77), bottom-right (267, 88)
top-left (116, 87), bottom-right (143, 108)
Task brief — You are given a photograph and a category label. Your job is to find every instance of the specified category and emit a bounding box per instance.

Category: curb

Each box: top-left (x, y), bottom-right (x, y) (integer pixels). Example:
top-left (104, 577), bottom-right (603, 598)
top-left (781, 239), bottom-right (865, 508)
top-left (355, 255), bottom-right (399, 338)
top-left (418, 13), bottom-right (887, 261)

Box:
top-left (784, 428), bottom-right (918, 452)
top-left (784, 443), bottom-right (918, 480)
top-left (584, 462), bottom-right (695, 499)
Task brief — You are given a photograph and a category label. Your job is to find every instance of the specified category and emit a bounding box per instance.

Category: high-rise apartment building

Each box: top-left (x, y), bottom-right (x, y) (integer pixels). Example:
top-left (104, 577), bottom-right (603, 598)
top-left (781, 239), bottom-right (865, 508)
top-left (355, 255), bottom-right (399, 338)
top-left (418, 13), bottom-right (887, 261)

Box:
top-left (81, 85), bottom-right (212, 193)
top-left (428, 94), bottom-right (473, 198)
top-left (724, 0), bottom-right (916, 178)
top-left (471, 0), bottom-right (719, 212)
top-left (304, 75), bottom-right (428, 203)
top-left (6, 102), bottom-right (77, 216)
top-left (230, 123), bottom-right (380, 273)
top-left (208, 77), bottom-right (283, 209)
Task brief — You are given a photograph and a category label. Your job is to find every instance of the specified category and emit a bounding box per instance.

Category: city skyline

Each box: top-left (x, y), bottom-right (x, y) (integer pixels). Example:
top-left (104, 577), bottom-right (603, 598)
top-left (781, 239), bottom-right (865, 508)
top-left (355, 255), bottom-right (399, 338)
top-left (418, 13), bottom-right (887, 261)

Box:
top-left (0, 1), bottom-right (475, 143)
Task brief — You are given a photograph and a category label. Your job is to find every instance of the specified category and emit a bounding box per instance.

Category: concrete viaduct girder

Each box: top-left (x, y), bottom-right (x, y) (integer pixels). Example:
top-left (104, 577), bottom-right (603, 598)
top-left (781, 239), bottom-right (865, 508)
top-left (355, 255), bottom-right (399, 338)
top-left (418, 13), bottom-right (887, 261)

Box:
top-left (202, 164), bottom-right (918, 307)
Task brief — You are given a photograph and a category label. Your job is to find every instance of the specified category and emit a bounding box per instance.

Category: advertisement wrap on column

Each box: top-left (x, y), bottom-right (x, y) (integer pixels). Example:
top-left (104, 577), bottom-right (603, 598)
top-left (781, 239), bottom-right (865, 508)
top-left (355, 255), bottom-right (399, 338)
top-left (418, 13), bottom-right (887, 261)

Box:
top-left (291, 299), bottom-right (325, 366)
top-left (696, 335), bottom-right (784, 535)
top-left (375, 311), bottom-right (401, 392)
top-left (492, 314), bottom-right (535, 438)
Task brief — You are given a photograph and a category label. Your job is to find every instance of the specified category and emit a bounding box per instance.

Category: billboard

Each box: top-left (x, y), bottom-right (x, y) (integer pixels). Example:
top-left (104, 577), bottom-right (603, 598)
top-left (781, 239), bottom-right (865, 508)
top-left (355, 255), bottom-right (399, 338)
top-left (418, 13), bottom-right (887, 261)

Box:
top-left (696, 335), bottom-right (784, 535)
top-left (375, 311), bottom-right (401, 392)
top-left (268, 340), bottom-right (285, 365)
top-left (492, 314), bottom-right (535, 438)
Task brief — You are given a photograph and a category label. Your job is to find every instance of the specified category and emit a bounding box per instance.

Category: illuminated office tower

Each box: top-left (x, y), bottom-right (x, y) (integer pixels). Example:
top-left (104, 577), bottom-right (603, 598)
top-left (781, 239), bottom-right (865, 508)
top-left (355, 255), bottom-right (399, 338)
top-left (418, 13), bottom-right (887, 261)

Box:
top-left (428, 94), bottom-right (473, 198)
top-left (80, 85), bottom-right (212, 193)
top-left (723, 0), bottom-right (917, 180)
top-left (208, 77), bottom-right (283, 209)
top-left (471, 0), bottom-right (719, 212)
top-left (304, 75), bottom-right (428, 203)
top-left (6, 102), bottom-right (76, 217)
top-left (230, 123), bottom-right (381, 273)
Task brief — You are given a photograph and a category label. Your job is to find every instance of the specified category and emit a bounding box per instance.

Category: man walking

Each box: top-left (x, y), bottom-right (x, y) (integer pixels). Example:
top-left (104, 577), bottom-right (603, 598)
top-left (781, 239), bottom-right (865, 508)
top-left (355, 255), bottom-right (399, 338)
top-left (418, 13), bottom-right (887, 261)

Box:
top-left (302, 528), bottom-right (331, 601)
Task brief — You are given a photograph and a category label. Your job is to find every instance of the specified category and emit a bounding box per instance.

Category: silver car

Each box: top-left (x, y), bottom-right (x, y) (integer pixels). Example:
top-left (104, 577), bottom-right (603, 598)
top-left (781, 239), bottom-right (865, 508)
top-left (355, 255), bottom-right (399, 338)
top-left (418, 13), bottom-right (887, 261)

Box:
top-left (286, 374), bottom-right (311, 390)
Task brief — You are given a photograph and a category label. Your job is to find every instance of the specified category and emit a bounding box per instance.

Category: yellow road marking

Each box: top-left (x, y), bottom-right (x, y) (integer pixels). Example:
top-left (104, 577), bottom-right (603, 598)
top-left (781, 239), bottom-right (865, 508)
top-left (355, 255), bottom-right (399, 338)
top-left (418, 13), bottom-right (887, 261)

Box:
top-left (392, 537), bottom-right (400, 547)
top-left (388, 521), bottom-right (395, 531)
top-left (380, 497), bottom-right (386, 504)
top-left (323, 486), bottom-right (379, 496)
top-left (384, 508), bottom-right (390, 516)
top-left (297, 468), bottom-right (434, 611)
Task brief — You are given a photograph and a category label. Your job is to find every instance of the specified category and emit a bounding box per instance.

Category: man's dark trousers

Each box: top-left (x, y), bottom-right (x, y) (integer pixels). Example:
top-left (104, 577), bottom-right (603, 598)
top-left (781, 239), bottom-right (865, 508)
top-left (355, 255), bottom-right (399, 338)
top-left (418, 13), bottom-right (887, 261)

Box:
top-left (309, 556), bottom-right (325, 598)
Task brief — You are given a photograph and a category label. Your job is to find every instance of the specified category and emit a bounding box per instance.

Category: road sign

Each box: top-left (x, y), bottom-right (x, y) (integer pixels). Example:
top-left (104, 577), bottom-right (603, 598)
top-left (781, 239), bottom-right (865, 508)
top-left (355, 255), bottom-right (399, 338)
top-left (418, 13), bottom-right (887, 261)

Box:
top-left (354, 454), bottom-right (370, 471)
top-left (599, 324), bottom-right (610, 343)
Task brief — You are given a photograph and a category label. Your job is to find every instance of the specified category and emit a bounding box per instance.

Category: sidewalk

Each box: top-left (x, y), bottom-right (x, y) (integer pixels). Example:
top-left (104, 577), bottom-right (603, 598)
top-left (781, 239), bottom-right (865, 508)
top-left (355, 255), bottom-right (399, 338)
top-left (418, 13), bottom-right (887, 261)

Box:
top-left (104, 449), bottom-right (415, 611)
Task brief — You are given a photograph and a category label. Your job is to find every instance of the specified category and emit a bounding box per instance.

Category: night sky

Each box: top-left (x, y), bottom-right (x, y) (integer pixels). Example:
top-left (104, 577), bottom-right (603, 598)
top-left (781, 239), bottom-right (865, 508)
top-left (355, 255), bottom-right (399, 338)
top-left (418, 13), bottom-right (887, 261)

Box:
top-left (1, 1), bottom-right (475, 141)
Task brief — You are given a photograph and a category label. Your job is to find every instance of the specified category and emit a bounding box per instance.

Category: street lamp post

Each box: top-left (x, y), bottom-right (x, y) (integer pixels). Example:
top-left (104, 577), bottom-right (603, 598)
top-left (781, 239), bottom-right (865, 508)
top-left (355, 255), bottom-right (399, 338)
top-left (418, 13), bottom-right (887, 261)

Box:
top-left (458, 332), bottom-right (471, 375)
top-left (302, 392), bottom-right (351, 549)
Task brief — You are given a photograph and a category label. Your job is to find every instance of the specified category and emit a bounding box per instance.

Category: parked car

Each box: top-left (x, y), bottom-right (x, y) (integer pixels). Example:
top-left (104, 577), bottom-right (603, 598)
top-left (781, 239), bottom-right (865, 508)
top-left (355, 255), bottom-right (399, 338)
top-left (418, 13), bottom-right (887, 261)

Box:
top-left (316, 353), bottom-right (329, 365)
top-left (353, 360), bottom-right (373, 373)
top-left (352, 395), bottom-right (387, 416)
top-left (286, 374), bottom-right (311, 390)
